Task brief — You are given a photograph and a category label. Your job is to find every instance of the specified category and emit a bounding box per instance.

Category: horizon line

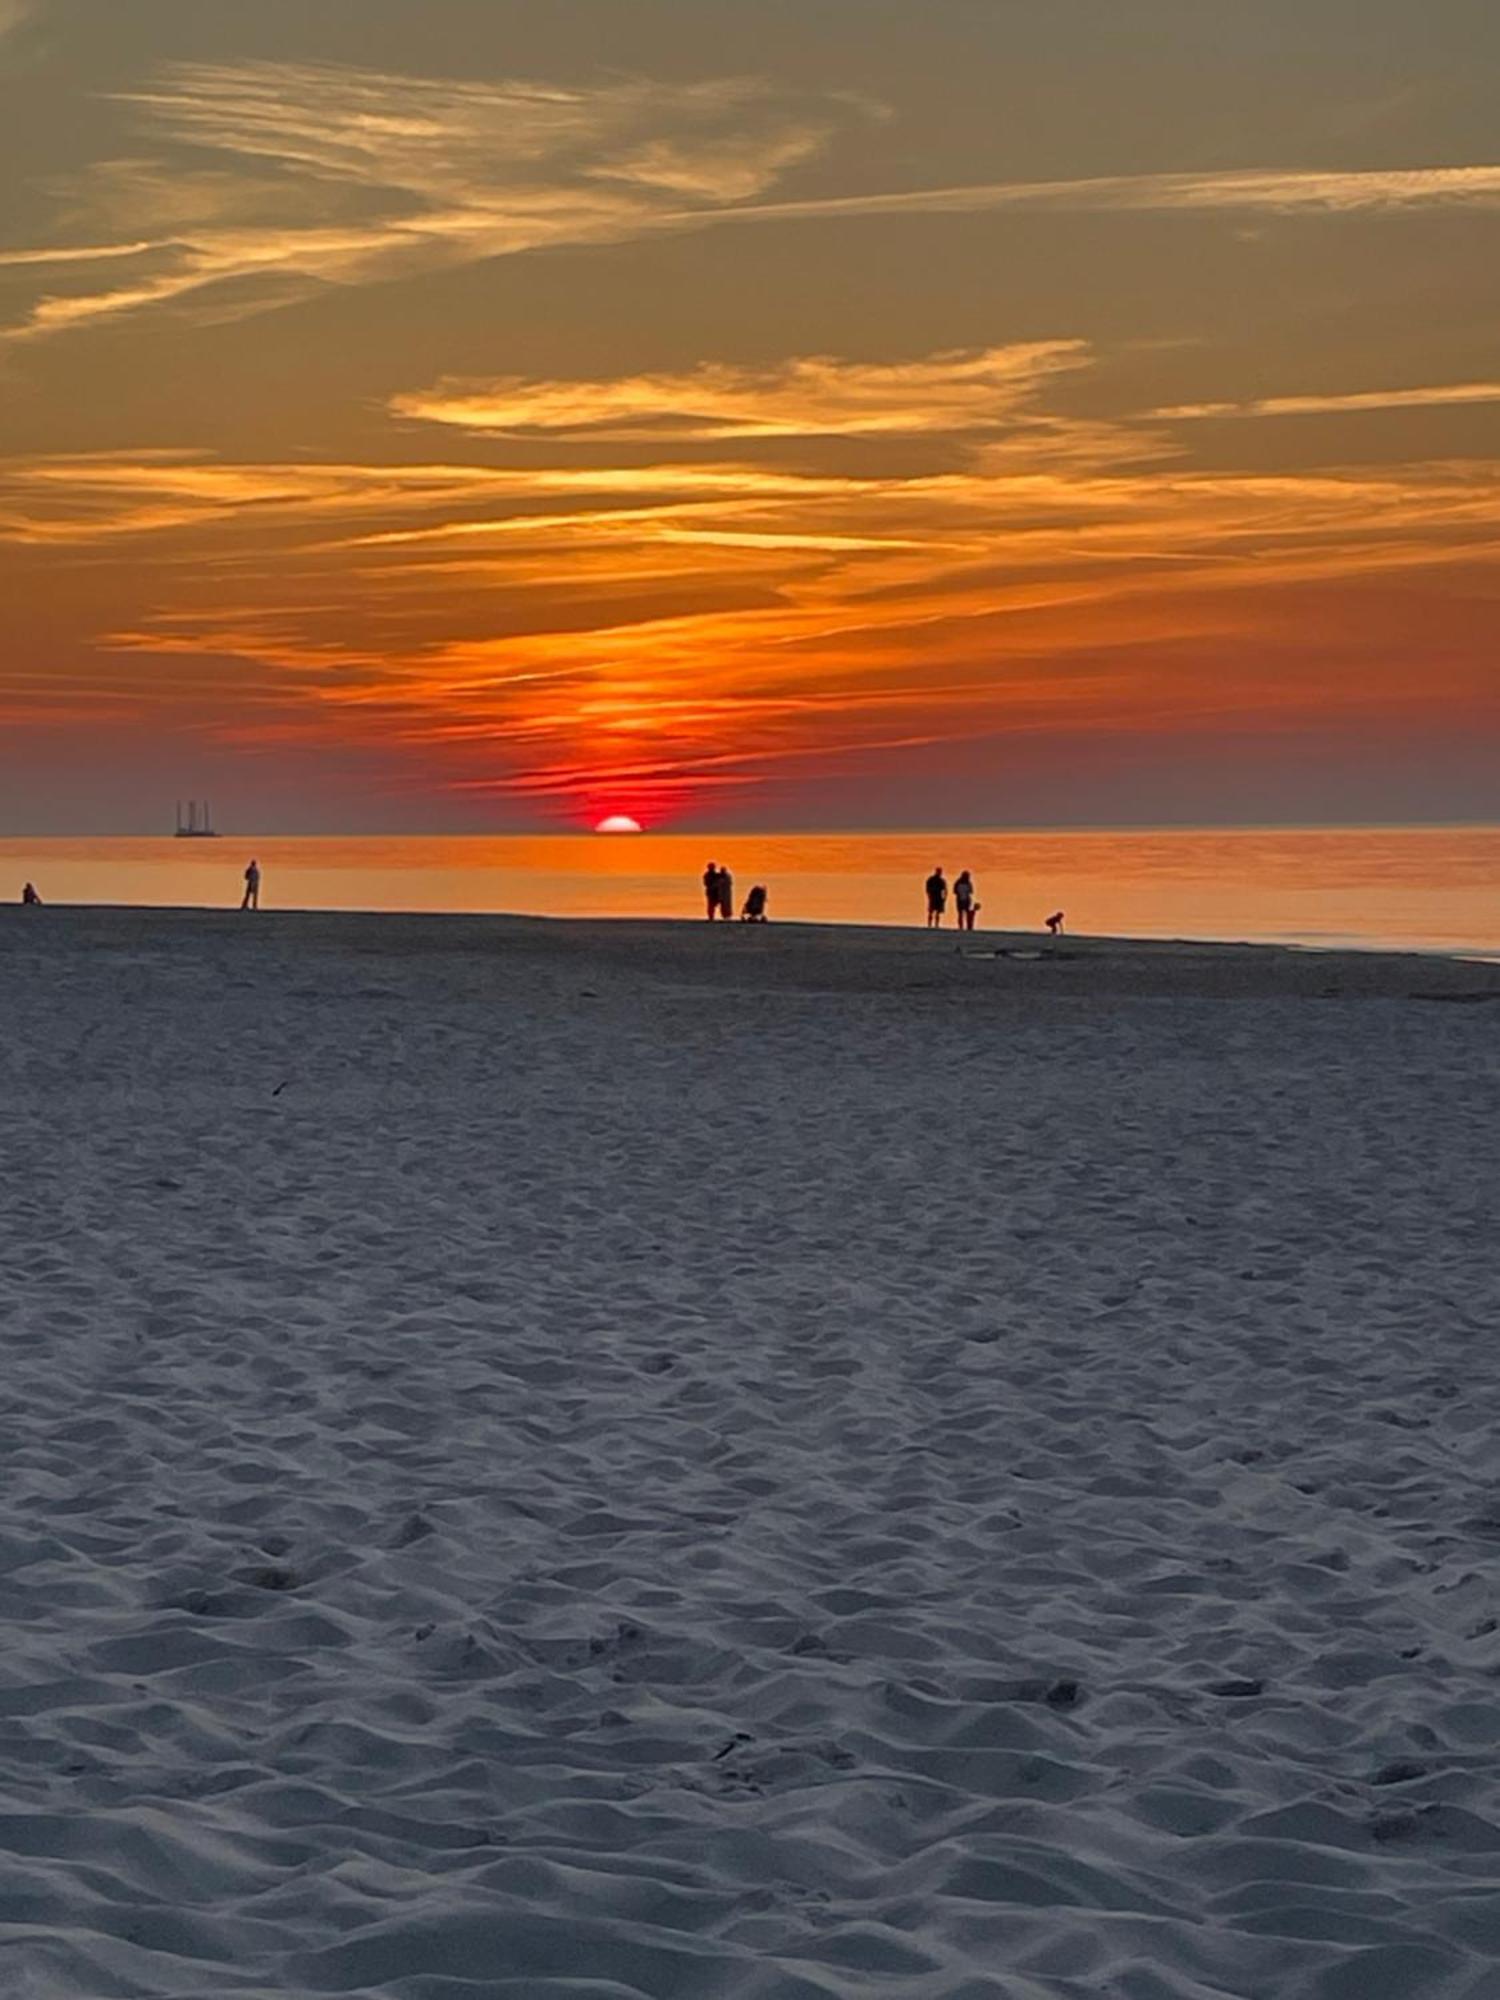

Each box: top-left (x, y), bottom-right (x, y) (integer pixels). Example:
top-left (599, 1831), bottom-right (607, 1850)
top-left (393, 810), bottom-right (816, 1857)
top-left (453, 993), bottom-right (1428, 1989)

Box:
top-left (3, 819), bottom-right (1499, 841)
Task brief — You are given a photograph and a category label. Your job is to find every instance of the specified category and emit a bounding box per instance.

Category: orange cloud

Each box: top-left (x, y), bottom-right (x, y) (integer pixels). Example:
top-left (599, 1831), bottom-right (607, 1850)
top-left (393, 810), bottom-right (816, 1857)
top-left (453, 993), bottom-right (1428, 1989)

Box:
top-left (1157, 382), bottom-right (1500, 419)
top-left (391, 344), bottom-right (1090, 440)
top-left (6, 338), bottom-right (1499, 818)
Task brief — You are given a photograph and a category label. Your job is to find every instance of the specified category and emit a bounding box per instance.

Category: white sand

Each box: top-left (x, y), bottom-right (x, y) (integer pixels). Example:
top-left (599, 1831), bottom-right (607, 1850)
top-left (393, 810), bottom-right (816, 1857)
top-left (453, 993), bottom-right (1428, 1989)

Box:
top-left (2, 909), bottom-right (1499, 2000)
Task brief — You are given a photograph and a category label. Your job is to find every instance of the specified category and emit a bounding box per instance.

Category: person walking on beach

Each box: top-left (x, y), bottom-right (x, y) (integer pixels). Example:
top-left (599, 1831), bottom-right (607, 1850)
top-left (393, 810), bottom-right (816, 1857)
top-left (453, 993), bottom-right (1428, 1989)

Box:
top-left (954, 870), bottom-right (977, 933)
top-left (925, 866), bottom-right (948, 928)
top-left (703, 861), bottom-right (722, 920)
top-left (241, 858), bottom-right (261, 911)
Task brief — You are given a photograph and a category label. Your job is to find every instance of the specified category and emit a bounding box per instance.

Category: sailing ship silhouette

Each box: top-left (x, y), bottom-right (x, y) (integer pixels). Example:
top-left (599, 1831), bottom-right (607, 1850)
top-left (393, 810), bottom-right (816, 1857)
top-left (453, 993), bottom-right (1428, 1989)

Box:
top-left (174, 800), bottom-right (220, 839)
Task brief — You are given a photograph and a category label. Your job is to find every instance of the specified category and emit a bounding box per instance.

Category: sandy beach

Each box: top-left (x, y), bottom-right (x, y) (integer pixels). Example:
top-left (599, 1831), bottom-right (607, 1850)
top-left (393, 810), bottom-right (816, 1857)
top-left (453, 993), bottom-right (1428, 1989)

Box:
top-left (2, 907), bottom-right (1499, 2000)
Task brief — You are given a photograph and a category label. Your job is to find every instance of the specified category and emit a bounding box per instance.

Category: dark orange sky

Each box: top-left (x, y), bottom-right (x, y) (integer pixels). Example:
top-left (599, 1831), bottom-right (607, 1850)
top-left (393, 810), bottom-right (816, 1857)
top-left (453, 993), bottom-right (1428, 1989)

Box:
top-left (2, 0), bottom-right (1498, 831)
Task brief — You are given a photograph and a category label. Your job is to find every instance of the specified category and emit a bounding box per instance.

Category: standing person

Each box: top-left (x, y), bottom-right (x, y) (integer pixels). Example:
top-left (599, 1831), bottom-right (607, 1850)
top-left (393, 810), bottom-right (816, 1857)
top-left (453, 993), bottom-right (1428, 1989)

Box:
top-left (717, 865), bottom-right (735, 922)
top-left (703, 861), bottom-right (722, 920)
top-left (924, 866), bottom-right (948, 928)
top-left (953, 870), bottom-right (977, 932)
top-left (241, 858), bottom-right (261, 911)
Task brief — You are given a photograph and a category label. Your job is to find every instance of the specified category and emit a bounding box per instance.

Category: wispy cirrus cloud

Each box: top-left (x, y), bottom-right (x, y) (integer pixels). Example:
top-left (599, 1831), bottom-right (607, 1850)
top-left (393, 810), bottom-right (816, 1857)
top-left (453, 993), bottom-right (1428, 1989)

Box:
top-left (117, 60), bottom-right (840, 199)
top-left (0, 239), bottom-right (162, 268)
top-left (7, 51), bottom-right (1500, 345)
top-left (390, 342), bottom-right (1091, 440)
top-left (1157, 381), bottom-right (1500, 420)
top-left (3, 60), bottom-right (856, 338)
top-left (720, 163), bottom-right (1500, 226)
top-left (0, 450), bottom-right (906, 545)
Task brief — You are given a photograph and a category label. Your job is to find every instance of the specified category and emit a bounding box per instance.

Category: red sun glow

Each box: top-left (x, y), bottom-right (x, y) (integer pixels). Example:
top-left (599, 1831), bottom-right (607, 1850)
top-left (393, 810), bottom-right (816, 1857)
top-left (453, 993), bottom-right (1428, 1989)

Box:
top-left (595, 814), bottom-right (643, 834)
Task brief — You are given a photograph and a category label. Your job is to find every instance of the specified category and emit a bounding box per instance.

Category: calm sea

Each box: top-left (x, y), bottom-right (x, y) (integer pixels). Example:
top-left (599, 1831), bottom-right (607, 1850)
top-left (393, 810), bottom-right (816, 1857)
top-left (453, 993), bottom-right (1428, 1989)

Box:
top-left (2, 828), bottom-right (1496, 957)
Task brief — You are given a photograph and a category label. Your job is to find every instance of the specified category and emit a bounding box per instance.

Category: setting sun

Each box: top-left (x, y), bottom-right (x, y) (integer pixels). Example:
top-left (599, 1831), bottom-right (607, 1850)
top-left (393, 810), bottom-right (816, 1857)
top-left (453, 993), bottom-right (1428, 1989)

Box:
top-left (595, 815), bottom-right (643, 835)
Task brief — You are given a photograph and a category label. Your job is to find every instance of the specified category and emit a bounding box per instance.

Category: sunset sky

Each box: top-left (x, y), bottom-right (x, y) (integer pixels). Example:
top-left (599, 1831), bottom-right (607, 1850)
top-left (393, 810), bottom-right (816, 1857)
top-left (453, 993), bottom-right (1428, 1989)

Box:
top-left (2, 0), bottom-right (1497, 832)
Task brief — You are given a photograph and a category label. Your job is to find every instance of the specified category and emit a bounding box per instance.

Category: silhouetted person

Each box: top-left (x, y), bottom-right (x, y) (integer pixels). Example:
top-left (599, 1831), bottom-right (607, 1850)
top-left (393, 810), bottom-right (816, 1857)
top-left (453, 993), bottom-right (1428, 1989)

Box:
top-left (1046, 910), bottom-right (1065, 936)
top-left (21, 882), bottom-right (41, 906)
top-left (925, 866), bottom-right (948, 928)
top-left (954, 869), bottom-right (977, 933)
top-left (741, 884), bottom-right (768, 923)
top-left (703, 861), bottom-right (722, 920)
top-left (241, 858), bottom-right (261, 911)
top-left (717, 866), bottom-right (734, 922)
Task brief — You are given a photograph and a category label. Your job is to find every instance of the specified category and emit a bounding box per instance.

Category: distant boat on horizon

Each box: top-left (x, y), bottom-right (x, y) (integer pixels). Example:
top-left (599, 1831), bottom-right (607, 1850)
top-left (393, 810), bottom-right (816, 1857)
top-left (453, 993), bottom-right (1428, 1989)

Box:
top-left (175, 799), bottom-right (220, 839)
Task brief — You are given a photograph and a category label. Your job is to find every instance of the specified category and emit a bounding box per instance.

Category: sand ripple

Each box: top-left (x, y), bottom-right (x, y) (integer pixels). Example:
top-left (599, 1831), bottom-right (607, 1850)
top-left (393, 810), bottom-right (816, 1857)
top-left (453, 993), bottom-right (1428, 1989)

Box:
top-left (1, 913), bottom-right (1498, 1997)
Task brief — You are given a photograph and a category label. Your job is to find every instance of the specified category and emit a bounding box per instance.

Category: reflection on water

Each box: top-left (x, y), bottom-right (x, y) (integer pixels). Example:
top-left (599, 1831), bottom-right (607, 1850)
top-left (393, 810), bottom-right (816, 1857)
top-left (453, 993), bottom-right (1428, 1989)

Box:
top-left (1, 827), bottom-right (1496, 956)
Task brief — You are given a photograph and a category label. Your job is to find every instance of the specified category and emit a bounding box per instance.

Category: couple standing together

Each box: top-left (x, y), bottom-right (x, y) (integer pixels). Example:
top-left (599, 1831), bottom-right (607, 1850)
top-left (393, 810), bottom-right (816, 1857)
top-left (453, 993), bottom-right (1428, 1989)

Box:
top-left (703, 860), bottom-right (734, 920)
top-left (925, 866), bottom-right (979, 931)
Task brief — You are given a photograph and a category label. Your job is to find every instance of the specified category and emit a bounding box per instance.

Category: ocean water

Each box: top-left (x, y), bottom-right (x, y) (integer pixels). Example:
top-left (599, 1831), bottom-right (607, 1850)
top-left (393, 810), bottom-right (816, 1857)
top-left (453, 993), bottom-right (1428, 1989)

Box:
top-left (2, 827), bottom-right (1496, 957)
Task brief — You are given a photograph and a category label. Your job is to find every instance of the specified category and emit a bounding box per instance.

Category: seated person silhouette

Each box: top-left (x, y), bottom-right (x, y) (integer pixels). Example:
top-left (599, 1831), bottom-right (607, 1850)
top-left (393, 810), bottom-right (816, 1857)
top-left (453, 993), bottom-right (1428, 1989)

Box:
top-left (741, 884), bottom-right (768, 923)
top-left (21, 882), bottom-right (42, 906)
